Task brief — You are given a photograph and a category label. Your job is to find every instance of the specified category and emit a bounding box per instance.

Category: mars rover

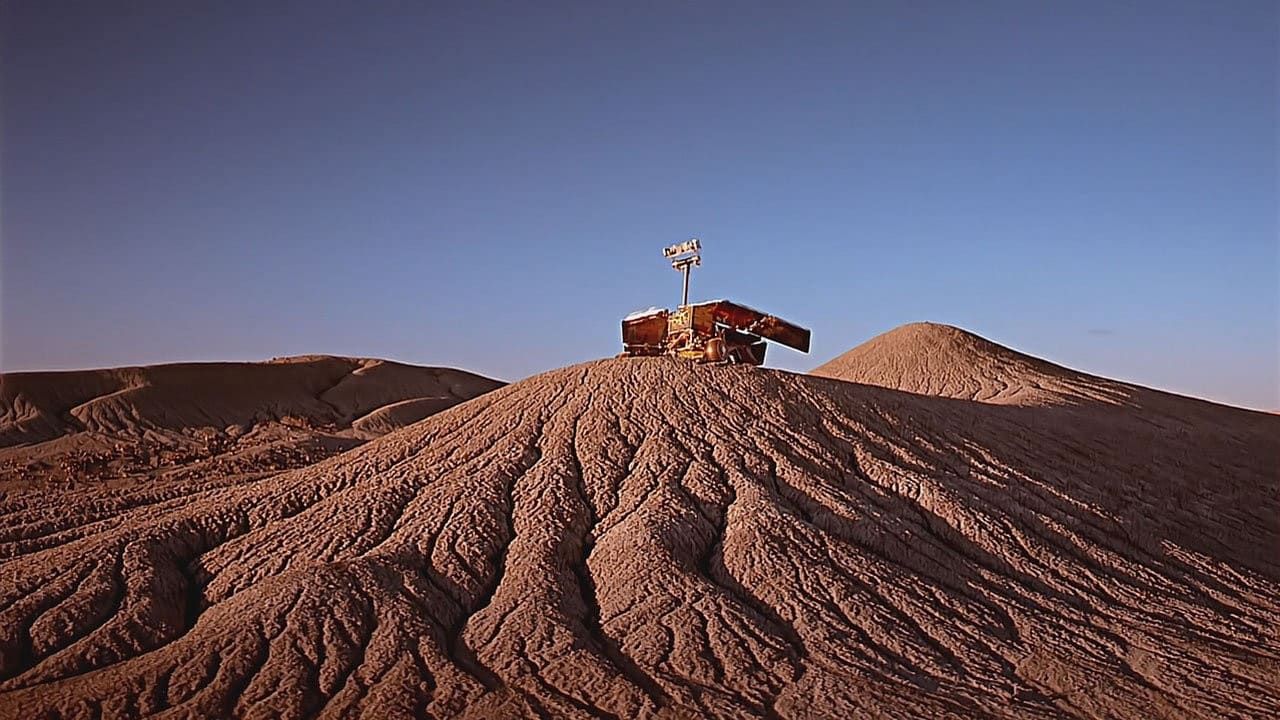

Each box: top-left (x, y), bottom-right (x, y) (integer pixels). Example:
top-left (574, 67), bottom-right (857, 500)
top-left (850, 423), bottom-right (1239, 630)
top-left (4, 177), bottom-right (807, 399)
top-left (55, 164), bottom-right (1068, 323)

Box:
top-left (620, 239), bottom-right (810, 365)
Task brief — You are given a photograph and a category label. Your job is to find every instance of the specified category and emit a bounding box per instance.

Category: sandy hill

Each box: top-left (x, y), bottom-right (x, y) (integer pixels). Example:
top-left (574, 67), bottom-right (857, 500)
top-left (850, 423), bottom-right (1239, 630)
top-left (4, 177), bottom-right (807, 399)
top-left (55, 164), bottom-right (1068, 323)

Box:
top-left (0, 356), bottom-right (503, 487)
top-left (812, 322), bottom-right (1147, 406)
top-left (1, 338), bottom-right (1277, 718)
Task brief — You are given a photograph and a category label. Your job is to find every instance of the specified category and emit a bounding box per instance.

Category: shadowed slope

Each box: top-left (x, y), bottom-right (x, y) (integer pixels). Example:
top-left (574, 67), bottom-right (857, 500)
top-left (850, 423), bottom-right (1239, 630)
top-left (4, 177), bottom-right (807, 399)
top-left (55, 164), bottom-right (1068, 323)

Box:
top-left (1, 352), bottom-right (1275, 719)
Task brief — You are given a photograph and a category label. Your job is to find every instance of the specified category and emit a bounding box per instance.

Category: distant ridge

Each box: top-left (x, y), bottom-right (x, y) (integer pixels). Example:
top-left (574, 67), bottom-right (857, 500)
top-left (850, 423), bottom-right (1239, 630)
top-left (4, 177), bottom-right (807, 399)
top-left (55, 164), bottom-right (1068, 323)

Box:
top-left (0, 356), bottom-right (503, 447)
top-left (0, 356), bottom-right (504, 489)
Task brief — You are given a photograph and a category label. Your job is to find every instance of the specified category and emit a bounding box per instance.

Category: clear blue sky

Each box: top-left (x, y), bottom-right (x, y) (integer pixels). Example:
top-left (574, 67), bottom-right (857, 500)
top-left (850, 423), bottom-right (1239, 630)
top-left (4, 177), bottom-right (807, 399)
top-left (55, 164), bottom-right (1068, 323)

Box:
top-left (2, 1), bottom-right (1276, 409)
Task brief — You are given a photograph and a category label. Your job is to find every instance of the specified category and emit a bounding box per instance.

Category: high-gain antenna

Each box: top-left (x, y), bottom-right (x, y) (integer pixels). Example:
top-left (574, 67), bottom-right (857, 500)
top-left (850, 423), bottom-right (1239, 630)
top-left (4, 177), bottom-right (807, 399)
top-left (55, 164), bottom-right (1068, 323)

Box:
top-left (663, 238), bottom-right (701, 307)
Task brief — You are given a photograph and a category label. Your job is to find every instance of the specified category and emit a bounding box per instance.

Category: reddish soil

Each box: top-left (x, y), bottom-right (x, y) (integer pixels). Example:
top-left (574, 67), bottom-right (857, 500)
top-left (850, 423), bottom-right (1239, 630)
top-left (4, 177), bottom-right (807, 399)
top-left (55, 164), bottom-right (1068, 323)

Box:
top-left (0, 356), bottom-right (503, 490)
top-left (1, 326), bottom-right (1276, 718)
top-left (814, 322), bottom-right (1143, 406)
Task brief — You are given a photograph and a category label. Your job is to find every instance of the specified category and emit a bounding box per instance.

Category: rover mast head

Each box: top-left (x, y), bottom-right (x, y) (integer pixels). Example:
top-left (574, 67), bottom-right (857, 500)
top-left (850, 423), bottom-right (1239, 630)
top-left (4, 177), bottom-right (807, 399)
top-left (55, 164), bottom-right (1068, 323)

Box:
top-left (663, 238), bottom-right (701, 306)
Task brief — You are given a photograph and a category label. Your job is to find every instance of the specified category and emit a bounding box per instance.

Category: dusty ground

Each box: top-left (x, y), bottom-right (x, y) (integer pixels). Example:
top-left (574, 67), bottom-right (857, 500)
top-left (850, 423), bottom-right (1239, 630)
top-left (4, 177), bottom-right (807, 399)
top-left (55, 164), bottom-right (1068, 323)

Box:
top-left (1, 326), bottom-right (1276, 719)
top-left (0, 355), bottom-right (503, 490)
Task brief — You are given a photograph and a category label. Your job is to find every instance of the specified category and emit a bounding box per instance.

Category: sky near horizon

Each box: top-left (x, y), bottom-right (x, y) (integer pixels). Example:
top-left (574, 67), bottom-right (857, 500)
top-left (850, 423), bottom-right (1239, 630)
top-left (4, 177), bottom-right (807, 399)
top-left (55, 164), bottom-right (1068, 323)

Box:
top-left (2, 1), bottom-right (1276, 409)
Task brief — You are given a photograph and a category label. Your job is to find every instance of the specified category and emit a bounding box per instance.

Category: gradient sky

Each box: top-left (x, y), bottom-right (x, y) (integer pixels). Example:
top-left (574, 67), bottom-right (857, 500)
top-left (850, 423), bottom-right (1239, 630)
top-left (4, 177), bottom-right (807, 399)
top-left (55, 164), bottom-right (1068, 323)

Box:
top-left (2, 1), bottom-right (1276, 409)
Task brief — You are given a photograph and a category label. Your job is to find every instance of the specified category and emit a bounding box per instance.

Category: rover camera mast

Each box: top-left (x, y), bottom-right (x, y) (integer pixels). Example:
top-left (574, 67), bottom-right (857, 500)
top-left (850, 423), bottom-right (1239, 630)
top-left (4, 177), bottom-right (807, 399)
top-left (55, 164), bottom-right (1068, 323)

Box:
top-left (663, 238), bottom-right (701, 306)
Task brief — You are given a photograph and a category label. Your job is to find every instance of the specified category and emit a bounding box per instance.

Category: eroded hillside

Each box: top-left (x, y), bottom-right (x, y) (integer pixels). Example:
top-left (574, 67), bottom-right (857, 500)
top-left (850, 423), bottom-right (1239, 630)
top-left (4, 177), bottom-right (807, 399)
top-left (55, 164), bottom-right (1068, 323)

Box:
top-left (0, 356), bottom-right (503, 489)
top-left (1, 345), bottom-right (1275, 718)
top-left (813, 322), bottom-right (1141, 406)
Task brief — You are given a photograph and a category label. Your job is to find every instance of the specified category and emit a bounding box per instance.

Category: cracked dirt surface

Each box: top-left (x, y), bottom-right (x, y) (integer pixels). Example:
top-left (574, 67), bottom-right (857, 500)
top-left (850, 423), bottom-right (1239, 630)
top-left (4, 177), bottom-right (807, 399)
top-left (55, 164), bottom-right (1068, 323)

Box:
top-left (1, 327), bottom-right (1277, 718)
top-left (0, 355), bottom-right (503, 490)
